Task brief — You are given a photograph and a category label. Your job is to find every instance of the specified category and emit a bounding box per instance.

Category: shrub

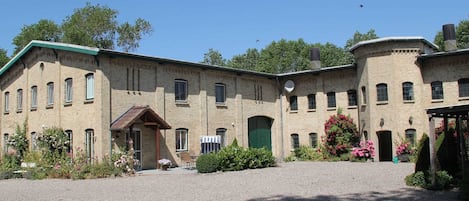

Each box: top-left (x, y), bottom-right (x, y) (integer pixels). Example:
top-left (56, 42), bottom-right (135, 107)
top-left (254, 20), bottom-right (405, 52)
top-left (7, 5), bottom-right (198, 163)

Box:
top-left (196, 153), bottom-right (219, 173)
top-left (414, 133), bottom-right (430, 173)
top-left (405, 171), bottom-right (428, 188)
top-left (351, 140), bottom-right (375, 161)
top-left (244, 148), bottom-right (276, 169)
top-left (405, 170), bottom-right (453, 190)
top-left (323, 109), bottom-right (359, 158)
top-left (7, 122), bottom-right (29, 160)
top-left (293, 146), bottom-right (323, 161)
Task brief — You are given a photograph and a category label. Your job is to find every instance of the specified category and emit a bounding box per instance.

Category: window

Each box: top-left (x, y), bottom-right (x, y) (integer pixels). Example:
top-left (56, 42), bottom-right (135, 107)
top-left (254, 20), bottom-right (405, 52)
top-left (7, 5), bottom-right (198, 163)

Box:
top-left (47, 82), bottom-right (54, 106)
top-left (458, 78), bottom-right (469, 97)
top-left (309, 133), bottom-right (318, 148)
top-left (376, 83), bottom-right (388, 102)
top-left (215, 83), bottom-right (226, 104)
top-left (85, 129), bottom-right (94, 163)
top-left (289, 96), bottom-right (298, 111)
top-left (64, 78), bottom-right (73, 103)
top-left (431, 81), bottom-right (444, 100)
top-left (176, 128), bottom-right (188, 151)
top-left (216, 128), bottom-right (226, 147)
top-left (3, 133), bottom-right (9, 153)
top-left (347, 90), bottom-right (357, 106)
top-left (4, 92), bottom-right (9, 113)
top-left (361, 86), bottom-right (367, 105)
top-left (307, 94), bottom-right (316, 110)
top-left (17, 89), bottom-right (23, 111)
top-left (85, 74), bottom-right (94, 100)
top-left (175, 79), bottom-right (188, 102)
top-left (291, 134), bottom-right (299, 149)
top-left (31, 132), bottom-right (37, 150)
top-left (402, 82), bottom-right (414, 101)
top-left (327, 92), bottom-right (336, 108)
top-left (65, 130), bottom-right (73, 154)
top-left (405, 129), bottom-right (416, 145)
top-left (31, 86), bottom-right (37, 108)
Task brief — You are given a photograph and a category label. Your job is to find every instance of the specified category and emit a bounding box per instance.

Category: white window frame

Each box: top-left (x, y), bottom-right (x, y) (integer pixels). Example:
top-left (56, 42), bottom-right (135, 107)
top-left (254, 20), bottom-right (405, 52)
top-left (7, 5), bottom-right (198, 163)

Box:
top-left (216, 128), bottom-right (227, 147)
top-left (17, 89), bottom-right (23, 111)
top-left (4, 92), bottom-right (9, 113)
top-left (31, 86), bottom-right (37, 109)
top-left (65, 78), bottom-right (73, 103)
top-left (47, 82), bottom-right (54, 106)
top-left (85, 74), bottom-right (94, 100)
top-left (175, 128), bottom-right (188, 152)
top-left (85, 129), bottom-right (95, 163)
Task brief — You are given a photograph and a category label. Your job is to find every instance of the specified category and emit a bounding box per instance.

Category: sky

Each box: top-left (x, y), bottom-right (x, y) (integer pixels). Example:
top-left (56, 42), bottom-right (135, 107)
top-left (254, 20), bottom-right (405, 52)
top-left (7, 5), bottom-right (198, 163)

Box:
top-left (1, 1), bottom-right (468, 63)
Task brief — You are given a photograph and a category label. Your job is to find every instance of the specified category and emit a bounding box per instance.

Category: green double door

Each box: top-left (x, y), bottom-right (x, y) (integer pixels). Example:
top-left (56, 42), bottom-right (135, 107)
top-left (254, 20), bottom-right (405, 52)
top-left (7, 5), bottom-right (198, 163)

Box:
top-left (248, 116), bottom-right (272, 151)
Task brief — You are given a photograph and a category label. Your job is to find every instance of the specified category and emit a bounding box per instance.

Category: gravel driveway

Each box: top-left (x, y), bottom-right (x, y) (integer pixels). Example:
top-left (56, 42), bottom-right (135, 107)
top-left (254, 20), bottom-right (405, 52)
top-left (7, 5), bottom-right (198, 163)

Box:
top-left (0, 161), bottom-right (461, 201)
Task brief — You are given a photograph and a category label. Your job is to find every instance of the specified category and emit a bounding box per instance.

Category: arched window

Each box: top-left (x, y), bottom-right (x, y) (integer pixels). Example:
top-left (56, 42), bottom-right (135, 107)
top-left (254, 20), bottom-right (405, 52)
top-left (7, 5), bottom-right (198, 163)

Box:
top-left (347, 90), bottom-right (357, 106)
top-left (85, 74), bottom-right (94, 100)
top-left (361, 86), bottom-right (367, 105)
top-left (309, 133), bottom-right (318, 148)
top-left (405, 129), bottom-right (416, 145)
top-left (216, 128), bottom-right (226, 147)
top-left (215, 83), bottom-right (226, 104)
top-left (65, 130), bottom-right (73, 153)
top-left (176, 128), bottom-right (188, 151)
top-left (4, 92), bottom-right (9, 113)
top-left (17, 89), bottom-right (23, 111)
top-left (31, 86), bottom-right (37, 108)
top-left (64, 78), bottom-right (73, 103)
top-left (31, 132), bottom-right (37, 150)
top-left (376, 83), bottom-right (388, 102)
top-left (175, 79), bottom-right (188, 102)
top-left (47, 82), bottom-right (54, 106)
top-left (291, 134), bottom-right (299, 149)
top-left (85, 129), bottom-right (94, 163)
top-left (307, 94), bottom-right (316, 109)
top-left (402, 82), bottom-right (414, 101)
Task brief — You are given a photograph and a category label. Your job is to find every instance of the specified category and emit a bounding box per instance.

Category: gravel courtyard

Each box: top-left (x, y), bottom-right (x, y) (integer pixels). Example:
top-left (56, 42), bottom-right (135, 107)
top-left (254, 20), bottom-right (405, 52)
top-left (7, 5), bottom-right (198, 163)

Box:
top-left (0, 161), bottom-right (461, 201)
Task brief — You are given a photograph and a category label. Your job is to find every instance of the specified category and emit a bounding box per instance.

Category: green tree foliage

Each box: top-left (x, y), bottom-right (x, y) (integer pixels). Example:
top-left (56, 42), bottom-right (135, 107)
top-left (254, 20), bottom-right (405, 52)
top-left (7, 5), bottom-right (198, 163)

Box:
top-left (434, 20), bottom-right (469, 51)
top-left (344, 29), bottom-right (379, 50)
top-left (201, 48), bottom-right (226, 66)
top-left (227, 48), bottom-right (261, 71)
top-left (0, 48), bottom-right (9, 67)
top-left (12, 19), bottom-right (61, 54)
top-left (256, 39), bottom-right (312, 73)
top-left (12, 3), bottom-right (152, 53)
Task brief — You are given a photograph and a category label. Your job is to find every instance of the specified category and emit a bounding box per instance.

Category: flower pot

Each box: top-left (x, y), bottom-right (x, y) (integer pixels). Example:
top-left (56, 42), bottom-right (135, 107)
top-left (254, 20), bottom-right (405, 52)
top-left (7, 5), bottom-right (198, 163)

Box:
top-left (398, 154), bottom-right (410, 162)
top-left (161, 165), bottom-right (169, 171)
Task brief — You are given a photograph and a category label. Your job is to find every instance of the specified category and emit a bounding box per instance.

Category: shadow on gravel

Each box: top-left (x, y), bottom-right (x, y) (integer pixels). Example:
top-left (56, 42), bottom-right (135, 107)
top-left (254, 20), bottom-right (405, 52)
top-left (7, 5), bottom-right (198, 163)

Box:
top-left (246, 187), bottom-right (461, 201)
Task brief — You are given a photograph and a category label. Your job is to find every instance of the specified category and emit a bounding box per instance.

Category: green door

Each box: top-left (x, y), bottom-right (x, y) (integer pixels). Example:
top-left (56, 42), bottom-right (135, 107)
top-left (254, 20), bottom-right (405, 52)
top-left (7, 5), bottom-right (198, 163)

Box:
top-left (248, 116), bottom-right (272, 151)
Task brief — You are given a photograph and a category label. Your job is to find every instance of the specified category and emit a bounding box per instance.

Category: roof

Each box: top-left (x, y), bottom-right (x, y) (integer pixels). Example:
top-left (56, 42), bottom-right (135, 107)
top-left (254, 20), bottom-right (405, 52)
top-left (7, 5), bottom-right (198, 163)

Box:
top-left (418, 48), bottom-right (469, 61)
top-left (426, 103), bottom-right (469, 117)
top-left (0, 40), bottom-right (99, 76)
top-left (110, 105), bottom-right (171, 130)
top-left (277, 64), bottom-right (355, 77)
top-left (349, 36), bottom-right (439, 52)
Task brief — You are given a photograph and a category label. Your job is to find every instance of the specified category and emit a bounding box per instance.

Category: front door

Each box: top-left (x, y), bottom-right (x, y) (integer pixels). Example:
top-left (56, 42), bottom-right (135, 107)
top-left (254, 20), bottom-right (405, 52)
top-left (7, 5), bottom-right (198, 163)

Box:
top-left (377, 131), bottom-right (392, 161)
top-left (248, 116), bottom-right (273, 151)
top-left (127, 130), bottom-right (142, 170)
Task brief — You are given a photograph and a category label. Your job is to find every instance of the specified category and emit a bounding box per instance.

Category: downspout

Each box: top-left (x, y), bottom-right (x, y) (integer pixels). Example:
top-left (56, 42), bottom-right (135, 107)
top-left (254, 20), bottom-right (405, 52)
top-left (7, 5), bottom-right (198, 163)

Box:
top-left (276, 77), bottom-right (285, 160)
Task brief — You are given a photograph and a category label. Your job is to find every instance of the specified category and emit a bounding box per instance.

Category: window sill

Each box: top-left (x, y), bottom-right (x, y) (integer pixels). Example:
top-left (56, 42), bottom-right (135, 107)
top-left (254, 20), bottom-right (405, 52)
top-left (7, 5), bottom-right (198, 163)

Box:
top-left (307, 109), bottom-right (316, 112)
top-left (458, 97), bottom-right (469, 101)
top-left (431, 99), bottom-right (444, 103)
top-left (376, 101), bottom-right (388, 105)
top-left (175, 101), bottom-right (189, 106)
top-left (84, 99), bottom-right (94, 104)
top-left (216, 103), bottom-right (227, 108)
top-left (403, 100), bottom-right (415, 104)
top-left (64, 102), bottom-right (72, 107)
top-left (348, 105), bottom-right (358, 109)
top-left (46, 105), bottom-right (53, 109)
top-left (176, 150), bottom-right (188, 153)
top-left (327, 107), bottom-right (336, 111)
top-left (30, 107), bottom-right (37, 112)
top-left (16, 109), bottom-right (22, 113)
top-left (3, 111), bottom-right (9, 115)
top-left (289, 110), bottom-right (298, 114)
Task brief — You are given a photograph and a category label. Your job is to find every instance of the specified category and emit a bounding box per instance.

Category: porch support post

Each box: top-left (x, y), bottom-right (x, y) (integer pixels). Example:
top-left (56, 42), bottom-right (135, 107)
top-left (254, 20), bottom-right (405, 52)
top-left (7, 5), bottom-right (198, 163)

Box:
top-left (155, 128), bottom-right (161, 169)
top-left (428, 114), bottom-right (436, 186)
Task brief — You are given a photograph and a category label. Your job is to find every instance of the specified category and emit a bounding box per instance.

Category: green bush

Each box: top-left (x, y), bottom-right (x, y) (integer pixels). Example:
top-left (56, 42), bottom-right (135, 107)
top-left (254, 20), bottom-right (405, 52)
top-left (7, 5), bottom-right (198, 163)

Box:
top-left (196, 153), bottom-right (219, 173)
top-left (217, 144), bottom-right (245, 171)
top-left (243, 148), bottom-right (276, 169)
top-left (405, 170), bottom-right (453, 190)
top-left (415, 134), bottom-right (430, 173)
top-left (293, 146), bottom-right (323, 161)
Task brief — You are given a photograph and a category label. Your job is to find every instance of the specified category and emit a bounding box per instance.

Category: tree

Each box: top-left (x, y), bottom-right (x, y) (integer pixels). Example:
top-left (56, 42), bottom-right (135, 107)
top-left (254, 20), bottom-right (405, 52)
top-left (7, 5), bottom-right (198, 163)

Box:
top-left (201, 48), bottom-right (226, 66)
top-left (12, 3), bottom-right (153, 53)
top-left (227, 48), bottom-right (261, 71)
top-left (12, 19), bottom-right (61, 54)
top-left (0, 48), bottom-right (9, 67)
top-left (256, 39), bottom-right (312, 73)
top-left (344, 29), bottom-right (379, 50)
top-left (434, 20), bottom-right (469, 51)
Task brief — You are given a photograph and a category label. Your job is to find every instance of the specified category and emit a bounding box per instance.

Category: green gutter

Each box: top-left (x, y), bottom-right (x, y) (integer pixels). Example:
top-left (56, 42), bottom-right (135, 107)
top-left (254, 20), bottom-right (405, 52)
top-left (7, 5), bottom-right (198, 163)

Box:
top-left (0, 40), bottom-right (99, 76)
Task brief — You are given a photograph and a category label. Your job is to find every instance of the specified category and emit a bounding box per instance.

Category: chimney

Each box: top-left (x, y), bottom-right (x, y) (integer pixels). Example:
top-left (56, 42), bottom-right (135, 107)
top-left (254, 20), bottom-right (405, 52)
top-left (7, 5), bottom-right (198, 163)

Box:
top-left (443, 24), bottom-right (457, 51)
top-left (310, 48), bottom-right (321, 69)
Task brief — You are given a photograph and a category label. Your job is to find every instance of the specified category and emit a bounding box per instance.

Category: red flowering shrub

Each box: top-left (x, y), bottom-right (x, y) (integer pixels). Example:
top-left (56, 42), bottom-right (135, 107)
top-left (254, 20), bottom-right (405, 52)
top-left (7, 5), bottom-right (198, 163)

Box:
top-left (323, 110), bottom-right (360, 157)
top-left (352, 140), bottom-right (375, 160)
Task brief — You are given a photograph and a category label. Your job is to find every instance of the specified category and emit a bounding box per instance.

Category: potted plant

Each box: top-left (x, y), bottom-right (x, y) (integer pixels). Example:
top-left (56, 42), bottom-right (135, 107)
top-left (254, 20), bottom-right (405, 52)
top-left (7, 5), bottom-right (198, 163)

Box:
top-left (158, 159), bottom-right (172, 170)
top-left (396, 141), bottom-right (412, 162)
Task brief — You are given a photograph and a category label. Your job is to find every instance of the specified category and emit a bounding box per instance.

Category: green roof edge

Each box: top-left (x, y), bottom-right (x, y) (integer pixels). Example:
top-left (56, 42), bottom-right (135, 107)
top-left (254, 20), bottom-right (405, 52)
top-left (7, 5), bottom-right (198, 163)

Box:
top-left (0, 40), bottom-right (99, 76)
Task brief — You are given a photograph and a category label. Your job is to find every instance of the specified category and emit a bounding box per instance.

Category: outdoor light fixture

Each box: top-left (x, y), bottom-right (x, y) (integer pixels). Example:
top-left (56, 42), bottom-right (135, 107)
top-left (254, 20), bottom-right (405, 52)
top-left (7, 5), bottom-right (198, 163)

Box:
top-left (379, 118), bottom-right (384, 127)
top-left (409, 116), bottom-right (413, 125)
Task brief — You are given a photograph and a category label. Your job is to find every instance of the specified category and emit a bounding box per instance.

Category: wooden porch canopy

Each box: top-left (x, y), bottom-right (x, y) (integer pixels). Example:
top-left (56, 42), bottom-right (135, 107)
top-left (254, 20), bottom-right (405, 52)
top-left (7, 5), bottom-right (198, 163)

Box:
top-left (110, 105), bottom-right (171, 131)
